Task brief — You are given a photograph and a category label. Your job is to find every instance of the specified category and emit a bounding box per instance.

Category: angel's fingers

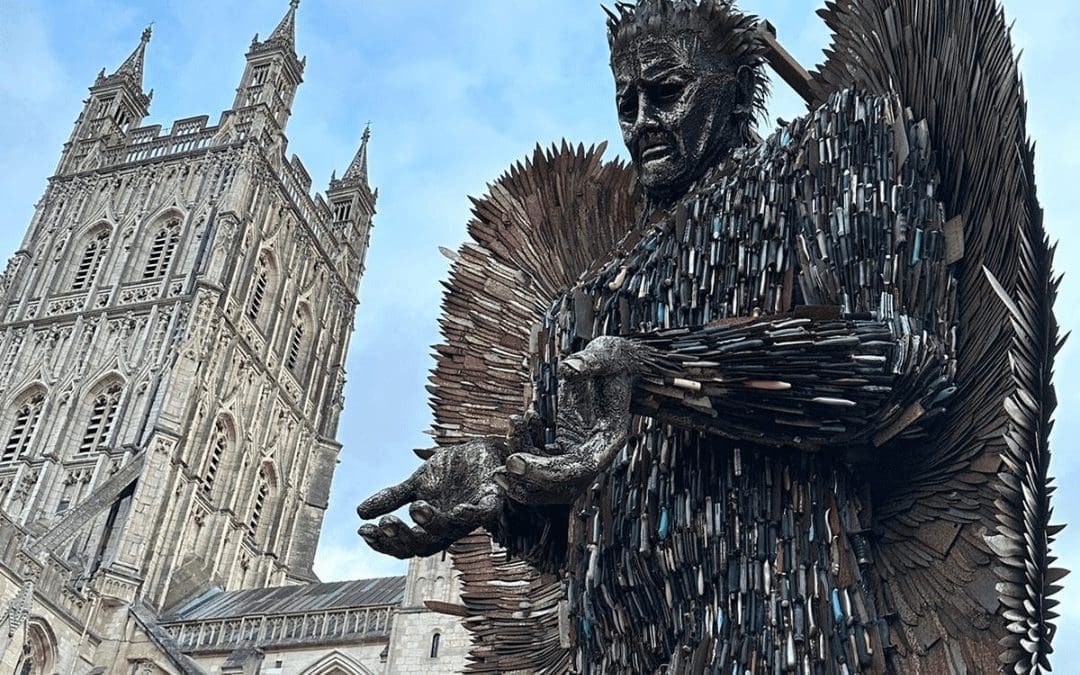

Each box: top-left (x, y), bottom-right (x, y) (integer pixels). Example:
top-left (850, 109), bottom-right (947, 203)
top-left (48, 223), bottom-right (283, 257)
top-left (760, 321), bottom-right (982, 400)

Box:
top-left (504, 453), bottom-right (598, 498)
top-left (411, 495), bottom-right (499, 534)
top-left (505, 429), bottom-right (626, 488)
top-left (516, 452), bottom-right (593, 483)
top-left (507, 415), bottom-right (534, 455)
top-left (356, 476), bottom-right (417, 520)
top-left (448, 494), bottom-right (501, 526)
top-left (520, 409), bottom-right (547, 446)
top-left (494, 468), bottom-right (550, 505)
top-left (585, 429), bottom-right (629, 470)
top-left (410, 500), bottom-right (455, 532)
top-left (368, 516), bottom-right (449, 559)
top-left (558, 336), bottom-right (636, 380)
top-left (358, 522), bottom-right (411, 559)
top-left (492, 470), bottom-right (524, 503)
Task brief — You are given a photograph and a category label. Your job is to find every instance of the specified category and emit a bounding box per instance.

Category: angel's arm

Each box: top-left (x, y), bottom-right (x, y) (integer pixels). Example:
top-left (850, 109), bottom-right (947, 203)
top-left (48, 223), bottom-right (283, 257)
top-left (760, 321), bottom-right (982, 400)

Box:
top-left (632, 308), bottom-right (954, 450)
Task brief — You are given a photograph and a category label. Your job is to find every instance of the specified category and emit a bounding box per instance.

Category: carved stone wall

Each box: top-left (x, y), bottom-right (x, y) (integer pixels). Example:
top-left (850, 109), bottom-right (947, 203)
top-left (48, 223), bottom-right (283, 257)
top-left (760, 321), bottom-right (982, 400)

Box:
top-left (384, 555), bottom-right (470, 674)
top-left (0, 66), bottom-right (372, 617)
top-left (0, 3), bottom-right (379, 672)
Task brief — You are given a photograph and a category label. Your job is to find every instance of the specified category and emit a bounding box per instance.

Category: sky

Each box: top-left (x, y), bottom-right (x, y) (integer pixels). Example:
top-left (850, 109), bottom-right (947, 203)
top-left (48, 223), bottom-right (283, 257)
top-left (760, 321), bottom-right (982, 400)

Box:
top-left (1, 0), bottom-right (1078, 665)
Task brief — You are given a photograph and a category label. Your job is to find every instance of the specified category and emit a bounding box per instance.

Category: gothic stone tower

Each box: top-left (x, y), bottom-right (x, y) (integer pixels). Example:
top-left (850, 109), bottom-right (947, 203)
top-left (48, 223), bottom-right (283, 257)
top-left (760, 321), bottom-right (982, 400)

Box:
top-left (0, 3), bottom-right (374, 670)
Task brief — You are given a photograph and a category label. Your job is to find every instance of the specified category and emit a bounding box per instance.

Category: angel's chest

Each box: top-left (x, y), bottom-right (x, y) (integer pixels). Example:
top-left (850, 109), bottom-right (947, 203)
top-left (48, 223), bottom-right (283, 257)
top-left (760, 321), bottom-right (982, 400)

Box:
top-left (580, 176), bottom-right (803, 338)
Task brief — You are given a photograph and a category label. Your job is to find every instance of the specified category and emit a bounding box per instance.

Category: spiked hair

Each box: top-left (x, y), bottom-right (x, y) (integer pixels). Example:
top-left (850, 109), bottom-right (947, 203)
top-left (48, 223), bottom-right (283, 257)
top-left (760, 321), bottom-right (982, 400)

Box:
top-left (605, 0), bottom-right (769, 131)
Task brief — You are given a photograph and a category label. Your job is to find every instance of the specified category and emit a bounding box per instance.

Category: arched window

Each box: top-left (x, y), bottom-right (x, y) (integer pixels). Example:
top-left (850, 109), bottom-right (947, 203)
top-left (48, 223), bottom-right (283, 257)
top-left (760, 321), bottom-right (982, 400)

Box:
top-left (72, 227), bottom-right (110, 291)
top-left (286, 322), bottom-right (304, 371)
top-left (247, 252), bottom-right (275, 324)
top-left (3, 390), bottom-right (45, 464)
top-left (286, 304), bottom-right (313, 376)
top-left (430, 632), bottom-right (441, 659)
top-left (143, 218), bottom-right (182, 279)
top-left (79, 382), bottom-right (122, 454)
top-left (202, 417), bottom-right (233, 496)
top-left (14, 619), bottom-right (57, 675)
top-left (247, 468), bottom-right (270, 538)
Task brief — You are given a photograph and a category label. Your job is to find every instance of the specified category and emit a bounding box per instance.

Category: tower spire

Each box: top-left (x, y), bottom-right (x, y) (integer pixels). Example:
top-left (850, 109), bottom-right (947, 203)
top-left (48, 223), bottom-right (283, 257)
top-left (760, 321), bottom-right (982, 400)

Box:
top-left (265, 0), bottom-right (299, 52)
top-left (342, 125), bottom-right (371, 184)
top-left (107, 24), bottom-right (153, 91)
top-left (326, 122), bottom-right (376, 272)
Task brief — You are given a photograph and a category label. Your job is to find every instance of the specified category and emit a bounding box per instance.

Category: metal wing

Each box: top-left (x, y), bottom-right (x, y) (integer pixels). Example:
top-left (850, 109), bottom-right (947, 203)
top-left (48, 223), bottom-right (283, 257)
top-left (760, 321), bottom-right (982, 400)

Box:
top-left (427, 141), bottom-right (640, 446)
top-left (812, 2), bottom-right (1063, 672)
top-left (426, 142), bottom-right (641, 673)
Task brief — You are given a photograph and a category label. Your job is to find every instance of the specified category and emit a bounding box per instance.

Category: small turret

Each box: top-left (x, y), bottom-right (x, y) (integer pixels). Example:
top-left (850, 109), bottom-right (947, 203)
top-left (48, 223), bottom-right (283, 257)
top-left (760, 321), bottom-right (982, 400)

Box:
top-left (230, 0), bottom-right (305, 132)
top-left (58, 26), bottom-right (153, 175)
top-left (326, 126), bottom-right (377, 286)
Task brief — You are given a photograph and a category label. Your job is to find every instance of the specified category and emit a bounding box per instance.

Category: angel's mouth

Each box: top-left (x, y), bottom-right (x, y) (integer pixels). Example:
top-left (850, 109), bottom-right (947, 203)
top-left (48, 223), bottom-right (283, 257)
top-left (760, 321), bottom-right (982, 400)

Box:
top-left (640, 144), bottom-right (674, 163)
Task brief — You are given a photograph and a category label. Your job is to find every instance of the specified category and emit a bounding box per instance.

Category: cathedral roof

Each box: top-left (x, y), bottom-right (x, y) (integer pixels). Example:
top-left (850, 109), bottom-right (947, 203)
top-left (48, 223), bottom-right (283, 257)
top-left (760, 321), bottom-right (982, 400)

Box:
top-left (164, 576), bottom-right (405, 621)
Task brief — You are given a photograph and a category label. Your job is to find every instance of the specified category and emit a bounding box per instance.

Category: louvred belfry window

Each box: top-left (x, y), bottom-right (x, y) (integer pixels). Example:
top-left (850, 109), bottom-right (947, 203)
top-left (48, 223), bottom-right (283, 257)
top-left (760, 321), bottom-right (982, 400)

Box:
top-left (248, 253), bottom-right (274, 323)
top-left (143, 220), bottom-right (181, 279)
top-left (202, 418), bottom-right (231, 495)
top-left (72, 229), bottom-right (110, 291)
top-left (247, 470), bottom-right (270, 538)
top-left (79, 383), bottom-right (122, 454)
top-left (333, 200), bottom-right (351, 222)
top-left (2, 392), bottom-right (45, 464)
top-left (286, 322), bottom-right (304, 371)
top-left (247, 271), bottom-right (266, 321)
top-left (251, 63), bottom-right (270, 86)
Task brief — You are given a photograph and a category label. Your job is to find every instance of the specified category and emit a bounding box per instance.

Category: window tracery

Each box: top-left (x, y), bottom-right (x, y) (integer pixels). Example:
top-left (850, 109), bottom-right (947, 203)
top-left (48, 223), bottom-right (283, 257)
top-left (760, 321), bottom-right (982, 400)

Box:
top-left (72, 227), bottom-right (110, 291)
top-left (202, 417), bottom-right (234, 496)
top-left (2, 389), bottom-right (45, 464)
top-left (79, 381), bottom-right (122, 454)
top-left (143, 218), bottom-right (181, 279)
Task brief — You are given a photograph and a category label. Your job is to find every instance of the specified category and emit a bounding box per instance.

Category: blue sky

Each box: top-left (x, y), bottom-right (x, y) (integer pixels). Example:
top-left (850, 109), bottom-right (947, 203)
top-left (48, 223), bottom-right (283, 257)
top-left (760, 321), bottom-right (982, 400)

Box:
top-left (1, 0), bottom-right (1078, 664)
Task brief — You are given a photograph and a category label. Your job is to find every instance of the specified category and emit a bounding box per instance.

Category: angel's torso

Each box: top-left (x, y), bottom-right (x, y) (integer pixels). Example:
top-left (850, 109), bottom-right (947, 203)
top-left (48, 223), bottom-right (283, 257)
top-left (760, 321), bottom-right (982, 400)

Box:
top-left (568, 432), bottom-right (883, 673)
top-left (526, 90), bottom-right (954, 673)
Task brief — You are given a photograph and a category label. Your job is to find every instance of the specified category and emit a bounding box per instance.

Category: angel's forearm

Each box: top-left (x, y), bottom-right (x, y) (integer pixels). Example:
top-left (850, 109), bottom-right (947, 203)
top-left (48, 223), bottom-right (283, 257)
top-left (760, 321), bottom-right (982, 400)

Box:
top-left (633, 314), bottom-right (954, 449)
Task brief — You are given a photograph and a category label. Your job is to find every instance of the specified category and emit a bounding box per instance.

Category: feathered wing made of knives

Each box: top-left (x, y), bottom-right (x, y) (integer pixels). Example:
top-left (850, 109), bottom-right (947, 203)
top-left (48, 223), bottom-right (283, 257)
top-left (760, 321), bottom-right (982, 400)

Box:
top-left (424, 2), bottom-right (1061, 674)
top-left (428, 143), bottom-right (642, 673)
top-left (812, 1), bottom-right (1062, 673)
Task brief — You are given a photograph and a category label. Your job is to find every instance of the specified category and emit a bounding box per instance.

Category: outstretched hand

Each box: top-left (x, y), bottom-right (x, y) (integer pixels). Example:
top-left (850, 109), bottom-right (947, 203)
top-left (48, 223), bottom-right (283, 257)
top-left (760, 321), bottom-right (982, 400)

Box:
top-left (357, 335), bottom-right (653, 559)
top-left (357, 437), bottom-right (506, 558)
top-left (495, 335), bottom-right (651, 504)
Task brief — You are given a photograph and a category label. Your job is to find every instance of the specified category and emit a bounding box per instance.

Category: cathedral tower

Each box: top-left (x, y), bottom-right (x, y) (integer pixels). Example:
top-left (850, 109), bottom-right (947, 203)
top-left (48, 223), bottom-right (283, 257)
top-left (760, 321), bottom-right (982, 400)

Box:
top-left (0, 5), bottom-right (375, 662)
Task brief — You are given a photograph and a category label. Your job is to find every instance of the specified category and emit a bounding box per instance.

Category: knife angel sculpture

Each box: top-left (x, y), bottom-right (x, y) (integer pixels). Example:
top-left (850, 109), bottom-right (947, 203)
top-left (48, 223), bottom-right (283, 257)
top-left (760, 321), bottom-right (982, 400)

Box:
top-left (359, 1), bottom-right (1062, 672)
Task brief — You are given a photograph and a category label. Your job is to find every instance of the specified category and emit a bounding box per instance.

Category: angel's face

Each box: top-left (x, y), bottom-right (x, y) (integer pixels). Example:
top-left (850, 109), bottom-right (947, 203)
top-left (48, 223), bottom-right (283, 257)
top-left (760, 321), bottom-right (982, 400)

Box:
top-left (613, 34), bottom-right (742, 204)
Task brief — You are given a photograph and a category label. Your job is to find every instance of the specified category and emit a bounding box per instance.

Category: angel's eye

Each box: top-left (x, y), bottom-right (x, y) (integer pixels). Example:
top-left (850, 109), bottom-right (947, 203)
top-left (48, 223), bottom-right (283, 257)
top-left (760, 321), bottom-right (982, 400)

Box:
top-left (650, 81), bottom-right (684, 104)
top-left (618, 90), bottom-right (638, 121)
